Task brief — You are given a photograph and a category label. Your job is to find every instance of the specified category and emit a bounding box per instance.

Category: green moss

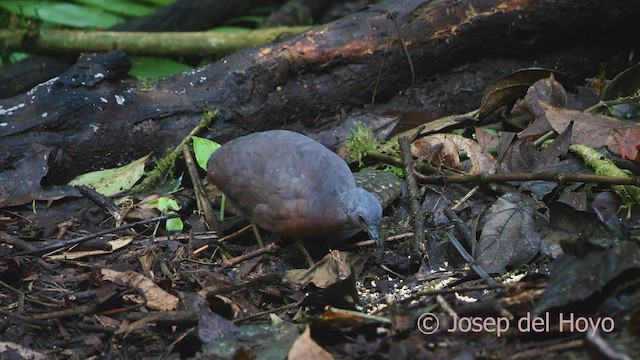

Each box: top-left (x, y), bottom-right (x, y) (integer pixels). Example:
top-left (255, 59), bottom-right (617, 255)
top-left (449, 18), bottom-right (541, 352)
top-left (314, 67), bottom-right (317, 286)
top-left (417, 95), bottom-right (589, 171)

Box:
top-left (133, 108), bottom-right (218, 192)
top-left (345, 122), bottom-right (378, 167)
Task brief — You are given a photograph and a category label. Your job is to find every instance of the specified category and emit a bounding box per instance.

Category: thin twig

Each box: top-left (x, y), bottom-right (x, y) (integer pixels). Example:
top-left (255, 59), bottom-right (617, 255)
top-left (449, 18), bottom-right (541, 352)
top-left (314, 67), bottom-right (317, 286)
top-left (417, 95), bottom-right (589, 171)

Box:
top-left (398, 136), bottom-right (426, 256)
top-left (451, 185), bottom-right (480, 211)
top-left (75, 185), bottom-right (122, 224)
top-left (408, 281), bottom-right (544, 300)
top-left (202, 272), bottom-right (283, 297)
top-left (182, 144), bottom-right (217, 230)
top-left (192, 224), bottom-right (252, 255)
top-left (13, 214), bottom-right (177, 256)
top-left (222, 242), bottom-right (279, 268)
top-left (417, 172), bottom-right (640, 186)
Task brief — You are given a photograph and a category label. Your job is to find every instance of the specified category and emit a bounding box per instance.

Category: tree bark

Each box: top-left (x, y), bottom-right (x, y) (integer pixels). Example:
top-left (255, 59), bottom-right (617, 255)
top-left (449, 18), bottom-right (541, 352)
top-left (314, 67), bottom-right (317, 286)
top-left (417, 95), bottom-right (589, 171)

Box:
top-left (0, 0), bottom-right (638, 184)
top-left (0, 0), bottom-right (259, 98)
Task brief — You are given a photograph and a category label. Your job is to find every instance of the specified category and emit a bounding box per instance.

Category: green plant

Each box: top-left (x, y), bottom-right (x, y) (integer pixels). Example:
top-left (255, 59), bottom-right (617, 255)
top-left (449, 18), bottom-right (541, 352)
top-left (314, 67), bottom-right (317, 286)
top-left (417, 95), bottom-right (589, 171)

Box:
top-left (191, 135), bottom-right (221, 170)
top-left (345, 122), bottom-right (378, 166)
top-left (151, 196), bottom-right (183, 232)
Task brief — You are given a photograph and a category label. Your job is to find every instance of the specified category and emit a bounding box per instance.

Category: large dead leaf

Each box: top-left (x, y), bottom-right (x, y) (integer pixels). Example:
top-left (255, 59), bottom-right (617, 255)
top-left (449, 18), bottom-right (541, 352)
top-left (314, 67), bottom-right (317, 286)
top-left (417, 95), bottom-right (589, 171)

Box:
top-left (286, 252), bottom-right (363, 310)
top-left (517, 115), bottom-right (553, 139)
top-left (197, 296), bottom-right (236, 344)
top-left (285, 251), bottom-right (365, 289)
top-left (480, 68), bottom-right (576, 118)
top-left (475, 194), bottom-right (546, 273)
top-left (498, 138), bottom-right (537, 173)
top-left (411, 133), bottom-right (496, 175)
top-left (502, 122), bottom-right (586, 198)
top-left (383, 110), bottom-right (478, 154)
top-left (518, 75), bottom-right (570, 139)
top-left (475, 127), bottom-right (500, 151)
top-left (0, 147), bottom-right (79, 207)
top-left (101, 269), bottom-right (178, 311)
top-left (533, 242), bottom-right (640, 315)
top-left (288, 326), bottom-right (334, 360)
top-left (539, 102), bottom-right (638, 151)
top-left (533, 120), bottom-right (573, 169)
top-left (614, 128), bottom-right (640, 162)
top-left (524, 75), bottom-right (567, 118)
top-left (602, 61), bottom-right (640, 100)
top-left (591, 191), bottom-right (630, 239)
top-left (556, 191), bottom-right (587, 212)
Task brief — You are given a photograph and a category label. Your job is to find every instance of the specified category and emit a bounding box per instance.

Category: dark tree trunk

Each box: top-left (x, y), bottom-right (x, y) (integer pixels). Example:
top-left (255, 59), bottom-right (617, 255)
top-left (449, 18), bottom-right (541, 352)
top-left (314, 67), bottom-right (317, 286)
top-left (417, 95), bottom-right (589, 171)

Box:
top-left (0, 0), bottom-right (638, 184)
top-left (0, 0), bottom-right (258, 98)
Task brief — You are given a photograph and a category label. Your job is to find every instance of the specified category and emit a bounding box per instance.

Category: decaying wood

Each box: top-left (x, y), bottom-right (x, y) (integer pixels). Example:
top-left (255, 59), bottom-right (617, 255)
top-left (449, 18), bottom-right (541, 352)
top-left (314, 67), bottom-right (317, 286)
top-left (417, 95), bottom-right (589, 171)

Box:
top-left (0, 0), bottom-right (256, 98)
top-left (0, 0), bottom-right (638, 184)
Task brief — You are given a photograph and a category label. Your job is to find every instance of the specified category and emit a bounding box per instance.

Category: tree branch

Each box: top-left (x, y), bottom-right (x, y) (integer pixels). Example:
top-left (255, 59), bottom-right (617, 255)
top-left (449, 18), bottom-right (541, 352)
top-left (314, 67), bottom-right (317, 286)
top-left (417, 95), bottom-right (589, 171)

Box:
top-left (0, 27), bottom-right (310, 57)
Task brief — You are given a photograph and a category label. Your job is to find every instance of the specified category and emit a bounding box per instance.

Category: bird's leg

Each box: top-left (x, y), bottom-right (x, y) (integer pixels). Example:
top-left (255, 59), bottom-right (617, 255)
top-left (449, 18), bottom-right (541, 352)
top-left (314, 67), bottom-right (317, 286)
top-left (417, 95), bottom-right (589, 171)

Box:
top-left (251, 223), bottom-right (264, 247)
top-left (294, 237), bottom-right (315, 267)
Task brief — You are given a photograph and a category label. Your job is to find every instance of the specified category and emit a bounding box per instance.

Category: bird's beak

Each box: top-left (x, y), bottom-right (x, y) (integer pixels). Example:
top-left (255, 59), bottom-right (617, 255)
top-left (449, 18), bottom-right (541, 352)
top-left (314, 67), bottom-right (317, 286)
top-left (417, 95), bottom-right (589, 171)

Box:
top-left (365, 225), bottom-right (383, 250)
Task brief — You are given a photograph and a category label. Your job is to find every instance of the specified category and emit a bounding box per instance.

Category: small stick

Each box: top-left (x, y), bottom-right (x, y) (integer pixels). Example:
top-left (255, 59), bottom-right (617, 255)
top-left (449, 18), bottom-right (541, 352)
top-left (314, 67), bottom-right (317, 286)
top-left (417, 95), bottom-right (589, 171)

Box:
top-left (13, 214), bottom-right (177, 256)
top-left (192, 224), bottom-right (252, 254)
top-left (222, 242), bottom-right (279, 268)
top-left (182, 144), bottom-right (217, 230)
top-left (398, 136), bottom-right (426, 256)
top-left (416, 172), bottom-right (640, 186)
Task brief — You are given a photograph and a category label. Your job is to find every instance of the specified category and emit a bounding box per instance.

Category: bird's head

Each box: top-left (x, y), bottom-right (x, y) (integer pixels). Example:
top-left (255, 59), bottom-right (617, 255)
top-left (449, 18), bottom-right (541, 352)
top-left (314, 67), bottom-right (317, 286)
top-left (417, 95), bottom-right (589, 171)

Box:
top-left (344, 187), bottom-right (383, 248)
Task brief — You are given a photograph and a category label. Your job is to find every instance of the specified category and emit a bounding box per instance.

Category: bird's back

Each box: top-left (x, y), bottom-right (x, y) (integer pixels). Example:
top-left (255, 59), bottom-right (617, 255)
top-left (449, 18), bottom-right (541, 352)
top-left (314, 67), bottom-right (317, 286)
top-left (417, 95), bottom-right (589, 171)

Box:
top-left (207, 130), bottom-right (357, 236)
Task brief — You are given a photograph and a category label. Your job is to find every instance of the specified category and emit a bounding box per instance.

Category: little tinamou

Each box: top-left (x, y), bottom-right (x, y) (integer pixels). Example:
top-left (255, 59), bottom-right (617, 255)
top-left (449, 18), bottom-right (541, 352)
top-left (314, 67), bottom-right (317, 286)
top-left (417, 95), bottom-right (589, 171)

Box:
top-left (206, 130), bottom-right (382, 265)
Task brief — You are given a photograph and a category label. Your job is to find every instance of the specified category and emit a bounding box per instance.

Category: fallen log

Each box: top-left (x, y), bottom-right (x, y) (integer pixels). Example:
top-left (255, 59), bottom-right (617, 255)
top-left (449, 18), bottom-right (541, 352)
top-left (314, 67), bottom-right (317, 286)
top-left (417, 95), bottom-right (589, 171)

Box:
top-left (0, 0), bottom-right (256, 97)
top-left (0, 0), bottom-right (638, 185)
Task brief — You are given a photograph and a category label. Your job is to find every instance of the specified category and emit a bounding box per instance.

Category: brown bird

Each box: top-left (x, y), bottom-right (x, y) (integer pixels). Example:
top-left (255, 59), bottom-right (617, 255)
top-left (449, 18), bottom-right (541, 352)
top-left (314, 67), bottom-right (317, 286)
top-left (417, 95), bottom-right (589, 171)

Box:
top-left (207, 130), bottom-right (382, 265)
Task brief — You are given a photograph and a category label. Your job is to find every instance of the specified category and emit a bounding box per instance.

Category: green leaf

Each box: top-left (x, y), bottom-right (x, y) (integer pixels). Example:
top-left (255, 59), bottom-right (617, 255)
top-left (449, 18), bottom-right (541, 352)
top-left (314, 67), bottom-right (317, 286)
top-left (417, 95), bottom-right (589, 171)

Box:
top-left (148, 196), bottom-right (183, 232)
top-left (129, 57), bottom-right (193, 78)
top-left (0, 2), bottom-right (125, 28)
top-left (192, 136), bottom-right (221, 170)
top-left (2, 52), bottom-right (30, 66)
top-left (74, 0), bottom-right (157, 18)
top-left (68, 154), bottom-right (149, 196)
top-left (165, 217), bottom-right (183, 232)
top-left (144, 0), bottom-right (175, 5)
top-left (153, 197), bottom-right (181, 212)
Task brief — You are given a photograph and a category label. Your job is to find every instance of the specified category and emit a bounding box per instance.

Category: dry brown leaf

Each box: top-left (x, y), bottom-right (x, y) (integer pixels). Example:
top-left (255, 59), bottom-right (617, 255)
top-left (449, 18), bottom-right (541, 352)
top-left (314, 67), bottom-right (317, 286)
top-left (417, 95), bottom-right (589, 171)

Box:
top-left (475, 127), bottom-right (500, 151)
top-left (285, 251), bottom-right (364, 289)
top-left (614, 128), bottom-right (640, 162)
top-left (101, 269), bottom-right (179, 311)
top-left (540, 102), bottom-right (638, 151)
top-left (411, 133), bottom-right (496, 174)
top-left (475, 195), bottom-right (545, 273)
top-left (524, 75), bottom-right (567, 118)
top-left (288, 326), bottom-right (334, 360)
